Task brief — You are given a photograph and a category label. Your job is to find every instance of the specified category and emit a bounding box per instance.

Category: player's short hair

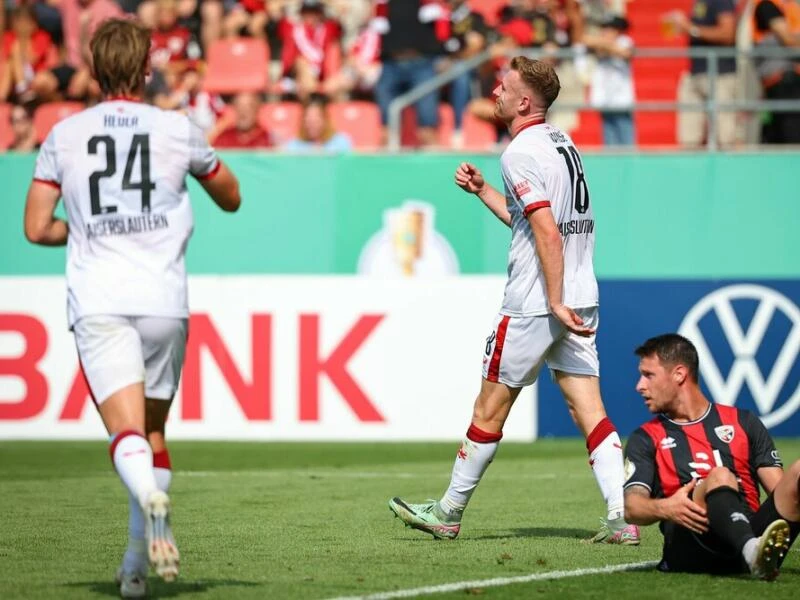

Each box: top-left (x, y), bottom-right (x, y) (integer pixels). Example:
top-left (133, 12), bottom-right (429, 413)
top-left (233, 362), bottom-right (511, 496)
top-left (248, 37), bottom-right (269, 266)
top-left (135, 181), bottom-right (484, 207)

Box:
top-left (635, 334), bottom-right (699, 383)
top-left (90, 19), bottom-right (151, 97)
top-left (510, 56), bottom-right (560, 109)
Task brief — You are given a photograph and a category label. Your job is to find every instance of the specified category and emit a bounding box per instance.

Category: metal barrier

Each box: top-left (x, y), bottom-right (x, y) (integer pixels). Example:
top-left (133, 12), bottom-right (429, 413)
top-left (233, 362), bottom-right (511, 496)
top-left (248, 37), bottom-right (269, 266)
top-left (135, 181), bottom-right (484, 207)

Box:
top-left (386, 46), bottom-right (800, 151)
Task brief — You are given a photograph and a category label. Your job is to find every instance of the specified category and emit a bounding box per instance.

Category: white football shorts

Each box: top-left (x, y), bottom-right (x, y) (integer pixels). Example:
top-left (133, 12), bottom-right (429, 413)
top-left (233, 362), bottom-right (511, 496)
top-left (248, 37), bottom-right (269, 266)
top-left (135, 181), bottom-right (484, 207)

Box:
top-left (481, 307), bottom-right (600, 387)
top-left (73, 315), bottom-right (188, 404)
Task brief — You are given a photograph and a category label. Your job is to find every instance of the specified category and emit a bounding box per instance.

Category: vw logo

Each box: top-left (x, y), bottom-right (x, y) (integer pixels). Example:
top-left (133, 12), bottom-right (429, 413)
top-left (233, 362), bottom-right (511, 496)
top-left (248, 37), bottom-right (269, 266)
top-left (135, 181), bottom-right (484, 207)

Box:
top-left (678, 284), bottom-right (800, 428)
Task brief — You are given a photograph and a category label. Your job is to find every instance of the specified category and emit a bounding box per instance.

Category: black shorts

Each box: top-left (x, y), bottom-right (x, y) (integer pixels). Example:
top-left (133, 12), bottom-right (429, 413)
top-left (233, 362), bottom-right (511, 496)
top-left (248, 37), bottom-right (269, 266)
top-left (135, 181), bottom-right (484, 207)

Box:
top-left (658, 494), bottom-right (800, 575)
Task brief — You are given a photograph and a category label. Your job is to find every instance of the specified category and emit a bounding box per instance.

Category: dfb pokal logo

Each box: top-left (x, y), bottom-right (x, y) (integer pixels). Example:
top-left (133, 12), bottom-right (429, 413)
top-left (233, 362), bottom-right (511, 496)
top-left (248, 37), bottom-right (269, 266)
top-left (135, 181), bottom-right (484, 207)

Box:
top-left (678, 284), bottom-right (800, 428)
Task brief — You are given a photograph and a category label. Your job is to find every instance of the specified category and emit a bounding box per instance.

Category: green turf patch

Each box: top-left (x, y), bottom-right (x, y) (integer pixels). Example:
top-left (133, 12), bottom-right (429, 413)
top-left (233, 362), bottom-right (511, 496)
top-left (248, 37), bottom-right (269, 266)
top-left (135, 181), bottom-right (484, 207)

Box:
top-left (0, 439), bottom-right (798, 599)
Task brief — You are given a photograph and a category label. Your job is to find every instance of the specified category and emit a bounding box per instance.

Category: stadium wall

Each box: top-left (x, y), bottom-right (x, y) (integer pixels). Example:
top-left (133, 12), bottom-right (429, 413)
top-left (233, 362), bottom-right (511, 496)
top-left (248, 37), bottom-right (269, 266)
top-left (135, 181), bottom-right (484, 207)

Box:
top-left (0, 153), bottom-right (798, 440)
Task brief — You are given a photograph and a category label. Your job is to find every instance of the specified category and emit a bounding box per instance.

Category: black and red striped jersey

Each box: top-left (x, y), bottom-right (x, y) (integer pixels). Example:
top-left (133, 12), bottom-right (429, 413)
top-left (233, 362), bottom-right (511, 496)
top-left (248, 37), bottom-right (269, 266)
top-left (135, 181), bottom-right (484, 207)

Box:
top-left (624, 403), bottom-right (783, 513)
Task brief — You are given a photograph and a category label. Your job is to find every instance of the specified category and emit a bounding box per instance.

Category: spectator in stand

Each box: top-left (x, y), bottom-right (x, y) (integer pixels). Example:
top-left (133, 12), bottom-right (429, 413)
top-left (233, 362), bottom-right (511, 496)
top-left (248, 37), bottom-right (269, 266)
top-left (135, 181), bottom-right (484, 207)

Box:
top-left (30, 0), bottom-right (122, 102)
top-left (439, 0), bottom-right (489, 146)
top-left (585, 15), bottom-right (635, 146)
top-left (283, 92), bottom-right (353, 152)
top-left (752, 0), bottom-right (800, 144)
top-left (325, 0), bottom-right (372, 48)
top-left (150, 0), bottom-right (194, 74)
top-left (322, 23), bottom-right (381, 99)
top-left (0, 4), bottom-right (58, 102)
top-left (223, 0), bottom-right (269, 39)
top-left (214, 91), bottom-right (272, 148)
top-left (662, 0), bottom-right (737, 148)
top-left (6, 102), bottom-right (39, 151)
top-left (277, 0), bottom-right (342, 101)
top-left (372, 0), bottom-right (446, 147)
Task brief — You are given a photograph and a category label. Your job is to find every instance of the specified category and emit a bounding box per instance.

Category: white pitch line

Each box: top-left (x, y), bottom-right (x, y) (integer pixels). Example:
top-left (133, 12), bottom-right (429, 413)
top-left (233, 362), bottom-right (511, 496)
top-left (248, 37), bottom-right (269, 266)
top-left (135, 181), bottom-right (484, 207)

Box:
top-left (174, 470), bottom-right (573, 481)
top-left (325, 561), bottom-right (659, 600)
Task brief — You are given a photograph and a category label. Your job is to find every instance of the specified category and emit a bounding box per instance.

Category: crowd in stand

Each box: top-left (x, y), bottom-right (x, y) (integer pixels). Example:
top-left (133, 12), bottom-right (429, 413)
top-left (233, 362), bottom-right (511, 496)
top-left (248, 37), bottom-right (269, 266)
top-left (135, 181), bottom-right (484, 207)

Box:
top-left (1, 0), bottom-right (798, 151)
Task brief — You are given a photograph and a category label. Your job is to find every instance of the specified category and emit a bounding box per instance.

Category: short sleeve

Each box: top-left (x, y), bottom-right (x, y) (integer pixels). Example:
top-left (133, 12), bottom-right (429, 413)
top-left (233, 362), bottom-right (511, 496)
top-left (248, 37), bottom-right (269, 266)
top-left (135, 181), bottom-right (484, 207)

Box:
top-left (742, 410), bottom-right (782, 469)
top-left (188, 120), bottom-right (220, 180)
top-left (501, 151), bottom-right (549, 217)
top-left (33, 132), bottom-right (61, 188)
top-left (624, 428), bottom-right (657, 495)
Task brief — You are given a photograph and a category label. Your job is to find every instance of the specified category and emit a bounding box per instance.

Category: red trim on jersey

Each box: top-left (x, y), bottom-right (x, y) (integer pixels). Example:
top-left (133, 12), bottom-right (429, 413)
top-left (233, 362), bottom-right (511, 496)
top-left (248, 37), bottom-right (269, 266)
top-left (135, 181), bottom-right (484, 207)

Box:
top-left (195, 160), bottom-right (221, 181)
top-left (33, 178), bottom-right (60, 190)
top-left (523, 200), bottom-right (551, 216)
top-left (106, 95), bottom-right (144, 103)
top-left (642, 419), bottom-right (681, 497)
top-left (153, 449), bottom-right (172, 470)
top-left (718, 405), bottom-right (760, 512)
top-left (511, 117), bottom-right (546, 138)
top-left (109, 430), bottom-right (145, 462)
top-left (586, 417), bottom-right (617, 455)
top-left (467, 423), bottom-right (503, 443)
top-left (486, 315), bottom-right (510, 382)
top-left (683, 421), bottom-right (715, 481)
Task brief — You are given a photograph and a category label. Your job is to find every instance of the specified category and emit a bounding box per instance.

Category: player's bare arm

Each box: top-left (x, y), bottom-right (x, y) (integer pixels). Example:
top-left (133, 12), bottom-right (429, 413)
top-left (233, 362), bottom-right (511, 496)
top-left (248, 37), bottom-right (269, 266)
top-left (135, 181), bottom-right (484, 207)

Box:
top-left (625, 479), bottom-right (709, 534)
top-left (24, 181), bottom-right (68, 246)
top-left (527, 207), bottom-right (594, 336)
top-left (454, 162), bottom-right (510, 227)
top-left (758, 466), bottom-right (784, 495)
top-left (197, 161), bottom-right (241, 212)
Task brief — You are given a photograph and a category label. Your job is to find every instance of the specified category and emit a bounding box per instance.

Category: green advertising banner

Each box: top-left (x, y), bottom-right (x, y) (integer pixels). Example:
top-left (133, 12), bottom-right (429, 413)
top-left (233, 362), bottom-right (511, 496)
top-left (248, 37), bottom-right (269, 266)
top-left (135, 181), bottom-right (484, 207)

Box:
top-left (2, 152), bottom-right (798, 278)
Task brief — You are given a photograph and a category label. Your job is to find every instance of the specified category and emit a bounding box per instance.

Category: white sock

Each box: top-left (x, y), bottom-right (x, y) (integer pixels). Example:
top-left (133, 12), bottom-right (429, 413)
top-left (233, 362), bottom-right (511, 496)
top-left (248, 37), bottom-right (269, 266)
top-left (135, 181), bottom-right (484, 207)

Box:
top-left (153, 449), bottom-right (172, 492)
top-left (123, 448), bottom-right (172, 570)
top-left (587, 418), bottom-right (626, 522)
top-left (743, 537), bottom-right (759, 569)
top-left (439, 424), bottom-right (502, 515)
top-left (110, 431), bottom-right (158, 509)
top-left (122, 492), bottom-right (147, 574)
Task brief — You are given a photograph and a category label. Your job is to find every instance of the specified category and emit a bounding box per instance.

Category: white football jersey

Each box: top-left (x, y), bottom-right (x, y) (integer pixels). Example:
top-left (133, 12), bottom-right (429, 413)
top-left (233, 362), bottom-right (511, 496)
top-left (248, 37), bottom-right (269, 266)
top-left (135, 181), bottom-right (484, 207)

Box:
top-left (33, 100), bottom-right (220, 327)
top-left (499, 120), bottom-right (598, 317)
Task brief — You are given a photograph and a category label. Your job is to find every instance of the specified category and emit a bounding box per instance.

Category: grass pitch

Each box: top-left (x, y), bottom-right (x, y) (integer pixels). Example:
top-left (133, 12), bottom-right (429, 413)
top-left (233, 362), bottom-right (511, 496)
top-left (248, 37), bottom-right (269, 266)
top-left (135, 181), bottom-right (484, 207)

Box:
top-left (1, 439), bottom-right (798, 599)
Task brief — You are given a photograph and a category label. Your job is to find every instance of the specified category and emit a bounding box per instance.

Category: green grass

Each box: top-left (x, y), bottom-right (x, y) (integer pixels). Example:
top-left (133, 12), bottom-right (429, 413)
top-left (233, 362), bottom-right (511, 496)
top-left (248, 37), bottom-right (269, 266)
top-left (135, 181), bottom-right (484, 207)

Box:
top-left (1, 440), bottom-right (799, 599)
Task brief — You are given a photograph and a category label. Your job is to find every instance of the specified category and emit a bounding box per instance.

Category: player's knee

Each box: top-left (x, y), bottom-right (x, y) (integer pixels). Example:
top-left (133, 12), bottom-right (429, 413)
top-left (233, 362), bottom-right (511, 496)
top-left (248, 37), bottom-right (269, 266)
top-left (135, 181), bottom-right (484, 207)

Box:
top-left (787, 459), bottom-right (800, 483)
top-left (704, 467), bottom-right (737, 490)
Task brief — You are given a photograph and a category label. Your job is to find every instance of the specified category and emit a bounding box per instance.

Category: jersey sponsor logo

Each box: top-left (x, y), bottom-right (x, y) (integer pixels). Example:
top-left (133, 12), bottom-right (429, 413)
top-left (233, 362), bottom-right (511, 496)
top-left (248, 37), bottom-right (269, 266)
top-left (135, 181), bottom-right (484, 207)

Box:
top-left (714, 425), bottom-right (735, 443)
top-left (660, 436), bottom-right (677, 450)
top-left (513, 180), bottom-right (532, 197)
top-left (679, 284), bottom-right (800, 428)
top-left (771, 449), bottom-right (783, 466)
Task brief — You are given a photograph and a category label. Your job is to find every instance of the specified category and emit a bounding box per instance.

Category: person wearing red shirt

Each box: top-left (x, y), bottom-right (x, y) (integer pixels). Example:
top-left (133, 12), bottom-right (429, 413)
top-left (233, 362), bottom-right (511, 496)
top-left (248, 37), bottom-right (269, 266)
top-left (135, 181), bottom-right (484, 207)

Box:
top-left (213, 92), bottom-right (272, 148)
top-left (150, 0), bottom-right (193, 72)
top-left (277, 0), bottom-right (342, 101)
top-left (0, 4), bottom-right (58, 102)
top-left (223, 0), bottom-right (269, 39)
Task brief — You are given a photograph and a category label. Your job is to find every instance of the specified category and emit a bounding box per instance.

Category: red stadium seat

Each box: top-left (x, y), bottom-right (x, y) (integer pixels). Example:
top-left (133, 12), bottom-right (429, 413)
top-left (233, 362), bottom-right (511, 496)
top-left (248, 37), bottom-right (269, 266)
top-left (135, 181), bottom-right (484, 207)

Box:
top-left (329, 101), bottom-right (382, 149)
top-left (462, 111), bottom-right (497, 150)
top-left (437, 104), bottom-right (455, 148)
top-left (33, 101), bottom-right (84, 143)
top-left (0, 103), bottom-right (12, 150)
top-left (259, 102), bottom-right (302, 146)
top-left (469, 0), bottom-right (507, 26)
top-left (204, 38), bottom-right (269, 94)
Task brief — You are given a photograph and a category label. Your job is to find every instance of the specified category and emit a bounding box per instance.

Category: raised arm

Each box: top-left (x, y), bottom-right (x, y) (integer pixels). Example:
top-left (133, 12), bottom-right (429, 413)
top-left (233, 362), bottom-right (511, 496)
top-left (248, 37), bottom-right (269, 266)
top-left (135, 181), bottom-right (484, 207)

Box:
top-left (454, 162), bottom-right (511, 227)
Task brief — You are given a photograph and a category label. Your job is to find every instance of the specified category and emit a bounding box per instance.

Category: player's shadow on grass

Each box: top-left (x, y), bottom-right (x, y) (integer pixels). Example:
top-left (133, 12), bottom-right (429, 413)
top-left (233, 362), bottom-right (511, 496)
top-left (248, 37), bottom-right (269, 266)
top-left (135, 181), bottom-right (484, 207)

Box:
top-left (471, 527), bottom-right (596, 541)
top-left (64, 578), bottom-right (261, 597)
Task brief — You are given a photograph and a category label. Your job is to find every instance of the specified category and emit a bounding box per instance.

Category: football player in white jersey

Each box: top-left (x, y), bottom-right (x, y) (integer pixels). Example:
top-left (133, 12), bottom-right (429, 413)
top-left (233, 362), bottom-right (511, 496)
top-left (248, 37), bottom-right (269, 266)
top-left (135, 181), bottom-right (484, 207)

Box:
top-left (389, 56), bottom-right (639, 545)
top-left (23, 19), bottom-right (241, 598)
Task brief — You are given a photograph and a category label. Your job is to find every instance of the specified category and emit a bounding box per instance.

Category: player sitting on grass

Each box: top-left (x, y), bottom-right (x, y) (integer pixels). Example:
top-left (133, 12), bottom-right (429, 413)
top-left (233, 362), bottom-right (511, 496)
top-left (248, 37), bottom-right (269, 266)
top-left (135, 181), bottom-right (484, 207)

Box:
top-left (23, 18), bottom-right (240, 599)
top-left (625, 334), bottom-right (799, 580)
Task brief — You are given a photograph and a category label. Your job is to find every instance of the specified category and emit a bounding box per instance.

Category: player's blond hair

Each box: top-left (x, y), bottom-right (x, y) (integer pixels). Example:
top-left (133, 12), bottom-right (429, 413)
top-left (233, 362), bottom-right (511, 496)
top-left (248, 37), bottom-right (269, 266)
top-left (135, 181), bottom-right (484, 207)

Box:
top-left (90, 19), bottom-right (151, 97)
top-left (510, 56), bottom-right (561, 109)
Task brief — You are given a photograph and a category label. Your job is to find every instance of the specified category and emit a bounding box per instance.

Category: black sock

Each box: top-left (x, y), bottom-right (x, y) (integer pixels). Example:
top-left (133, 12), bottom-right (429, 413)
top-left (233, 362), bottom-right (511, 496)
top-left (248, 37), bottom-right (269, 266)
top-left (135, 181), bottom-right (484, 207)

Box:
top-left (705, 486), bottom-right (755, 553)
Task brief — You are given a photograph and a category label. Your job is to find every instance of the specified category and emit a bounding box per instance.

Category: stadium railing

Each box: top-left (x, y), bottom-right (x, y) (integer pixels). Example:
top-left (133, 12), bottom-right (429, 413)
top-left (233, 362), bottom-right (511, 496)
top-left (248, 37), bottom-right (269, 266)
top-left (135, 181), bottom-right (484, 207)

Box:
top-left (386, 46), bottom-right (800, 152)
